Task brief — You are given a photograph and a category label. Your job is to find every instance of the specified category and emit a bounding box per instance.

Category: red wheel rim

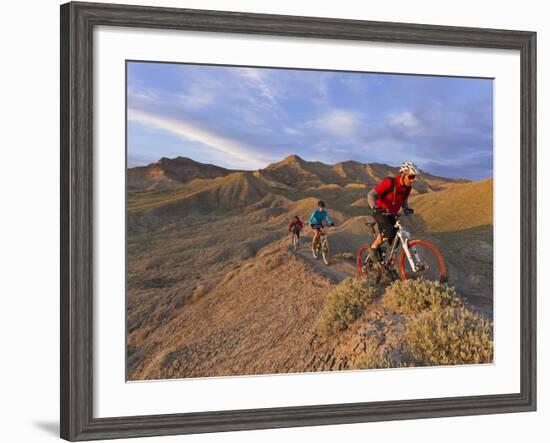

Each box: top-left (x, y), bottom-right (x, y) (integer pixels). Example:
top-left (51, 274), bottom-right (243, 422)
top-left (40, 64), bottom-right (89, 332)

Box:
top-left (400, 240), bottom-right (447, 283)
top-left (357, 245), bottom-right (370, 278)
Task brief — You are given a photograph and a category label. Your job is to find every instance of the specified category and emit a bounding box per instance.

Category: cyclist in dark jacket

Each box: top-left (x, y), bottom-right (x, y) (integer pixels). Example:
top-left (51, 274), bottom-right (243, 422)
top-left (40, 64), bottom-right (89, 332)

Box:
top-left (288, 215), bottom-right (304, 238)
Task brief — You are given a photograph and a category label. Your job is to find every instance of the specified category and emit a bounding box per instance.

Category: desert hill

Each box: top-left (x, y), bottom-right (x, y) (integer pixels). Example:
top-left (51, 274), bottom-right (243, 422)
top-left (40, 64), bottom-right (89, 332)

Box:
top-left (127, 156), bottom-right (234, 191)
top-left (127, 155), bottom-right (493, 380)
top-left (409, 178), bottom-right (493, 232)
top-left (129, 171), bottom-right (273, 216)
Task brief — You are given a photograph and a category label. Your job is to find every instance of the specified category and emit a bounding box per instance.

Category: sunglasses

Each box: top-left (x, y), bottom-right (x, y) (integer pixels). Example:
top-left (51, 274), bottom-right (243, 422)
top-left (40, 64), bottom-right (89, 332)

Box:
top-left (407, 174), bottom-right (416, 180)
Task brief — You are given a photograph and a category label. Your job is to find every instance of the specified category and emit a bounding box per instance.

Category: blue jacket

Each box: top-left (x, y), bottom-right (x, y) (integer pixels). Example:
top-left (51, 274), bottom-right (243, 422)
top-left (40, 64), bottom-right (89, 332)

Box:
top-left (310, 208), bottom-right (332, 226)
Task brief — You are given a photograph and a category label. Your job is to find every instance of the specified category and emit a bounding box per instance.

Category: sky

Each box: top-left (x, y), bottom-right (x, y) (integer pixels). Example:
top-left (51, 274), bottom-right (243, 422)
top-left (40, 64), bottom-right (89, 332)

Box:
top-left (127, 61), bottom-right (493, 180)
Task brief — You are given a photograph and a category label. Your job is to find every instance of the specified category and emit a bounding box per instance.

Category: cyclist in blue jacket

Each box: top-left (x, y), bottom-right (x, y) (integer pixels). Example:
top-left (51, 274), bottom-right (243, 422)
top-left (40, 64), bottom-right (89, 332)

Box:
top-left (310, 200), bottom-right (334, 250)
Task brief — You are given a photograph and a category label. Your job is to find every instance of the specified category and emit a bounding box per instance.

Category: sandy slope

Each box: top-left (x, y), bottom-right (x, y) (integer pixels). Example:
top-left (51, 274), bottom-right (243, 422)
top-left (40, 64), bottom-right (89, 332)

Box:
top-left (129, 241), bottom-right (335, 379)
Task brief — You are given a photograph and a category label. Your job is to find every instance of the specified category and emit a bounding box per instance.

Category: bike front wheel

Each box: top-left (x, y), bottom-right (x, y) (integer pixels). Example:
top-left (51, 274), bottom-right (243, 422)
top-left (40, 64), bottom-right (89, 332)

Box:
top-left (293, 234), bottom-right (299, 251)
top-left (312, 238), bottom-right (320, 259)
top-left (321, 237), bottom-right (330, 265)
top-left (399, 240), bottom-right (447, 283)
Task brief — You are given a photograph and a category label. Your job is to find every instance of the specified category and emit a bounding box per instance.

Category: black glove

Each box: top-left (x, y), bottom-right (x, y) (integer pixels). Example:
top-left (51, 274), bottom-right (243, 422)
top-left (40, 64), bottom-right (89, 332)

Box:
top-left (404, 207), bottom-right (414, 215)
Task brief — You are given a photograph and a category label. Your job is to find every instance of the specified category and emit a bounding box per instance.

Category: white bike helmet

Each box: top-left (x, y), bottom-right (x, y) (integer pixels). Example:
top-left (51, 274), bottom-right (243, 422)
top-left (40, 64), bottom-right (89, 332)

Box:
top-left (399, 161), bottom-right (419, 176)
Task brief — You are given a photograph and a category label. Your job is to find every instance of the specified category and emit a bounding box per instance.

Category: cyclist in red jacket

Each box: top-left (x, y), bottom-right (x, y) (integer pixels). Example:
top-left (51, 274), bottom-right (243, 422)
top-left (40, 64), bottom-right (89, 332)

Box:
top-left (288, 215), bottom-right (304, 239)
top-left (366, 161), bottom-right (417, 261)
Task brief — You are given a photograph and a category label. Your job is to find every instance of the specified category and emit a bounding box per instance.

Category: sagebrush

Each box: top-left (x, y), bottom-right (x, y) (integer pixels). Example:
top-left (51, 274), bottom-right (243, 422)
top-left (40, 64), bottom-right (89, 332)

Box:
top-left (354, 349), bottom-right (410, 370)
top-left (317, 278), bottom-right (378, 336)
top-left (353, 279), bottom-right (493, 368)
top-left (382, 278), bottom-right (463, 315)
top-left (403, 306), bottom-right (493, 366)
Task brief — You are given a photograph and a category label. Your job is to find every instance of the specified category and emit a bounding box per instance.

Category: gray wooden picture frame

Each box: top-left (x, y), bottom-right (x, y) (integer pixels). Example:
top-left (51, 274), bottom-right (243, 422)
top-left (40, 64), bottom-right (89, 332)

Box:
top-left (60, 1), bottom-right (537, 441)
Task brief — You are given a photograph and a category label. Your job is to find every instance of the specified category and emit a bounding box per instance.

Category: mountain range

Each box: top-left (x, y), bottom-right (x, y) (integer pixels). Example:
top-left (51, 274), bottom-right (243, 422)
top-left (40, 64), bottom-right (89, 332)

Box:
top-left (127, 155), bottom-right (467, 216)
top-left (129, 154), bottom-right (466, 189)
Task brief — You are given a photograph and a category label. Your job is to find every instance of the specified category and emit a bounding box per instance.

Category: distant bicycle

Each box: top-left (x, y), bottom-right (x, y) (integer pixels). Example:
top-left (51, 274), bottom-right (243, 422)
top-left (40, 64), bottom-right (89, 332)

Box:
top-left (312, 225), bottom-right (333, 265)
top-left (288, 216), bottom-right (304, 252)
top-left (357, 212), bottom-right (447, 284)
top-left (290, 229), bottom-right (301, 251)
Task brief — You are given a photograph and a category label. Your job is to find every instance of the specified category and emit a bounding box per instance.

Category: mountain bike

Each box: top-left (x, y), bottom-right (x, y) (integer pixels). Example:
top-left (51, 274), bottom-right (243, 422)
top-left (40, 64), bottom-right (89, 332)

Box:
top-left (356, 213), bottom-right (447, 284)
top-left (312, 225), bottom-right (332, 265)
top-left (290, 228), bottom-right (301, 251)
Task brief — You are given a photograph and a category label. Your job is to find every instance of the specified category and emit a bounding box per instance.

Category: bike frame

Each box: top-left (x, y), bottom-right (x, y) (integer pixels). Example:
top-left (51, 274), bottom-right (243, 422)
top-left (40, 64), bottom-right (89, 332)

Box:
top-left (312, 226), bottom-right (330, 252)
top-left (380, 218), bottom-right (421, 273)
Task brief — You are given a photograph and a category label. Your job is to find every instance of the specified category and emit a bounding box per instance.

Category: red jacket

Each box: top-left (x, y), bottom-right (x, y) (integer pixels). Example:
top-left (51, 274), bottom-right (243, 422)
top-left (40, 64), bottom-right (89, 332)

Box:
top-left (374, 176), bottom-right (412, 215)
top-left (289, 219), bottom-right (304, 230)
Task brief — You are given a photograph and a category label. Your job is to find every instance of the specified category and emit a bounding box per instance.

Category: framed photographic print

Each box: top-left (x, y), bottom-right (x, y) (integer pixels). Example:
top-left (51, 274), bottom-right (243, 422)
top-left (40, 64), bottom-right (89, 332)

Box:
top-left (60, 1), bottom-right (536, 441)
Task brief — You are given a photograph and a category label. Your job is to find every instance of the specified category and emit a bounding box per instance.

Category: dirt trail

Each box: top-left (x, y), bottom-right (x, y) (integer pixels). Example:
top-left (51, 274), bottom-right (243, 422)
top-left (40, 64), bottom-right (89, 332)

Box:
top-left (278, 232), bottom-right (356, 283)
top-left (293, 240), bottom-right (354, 283)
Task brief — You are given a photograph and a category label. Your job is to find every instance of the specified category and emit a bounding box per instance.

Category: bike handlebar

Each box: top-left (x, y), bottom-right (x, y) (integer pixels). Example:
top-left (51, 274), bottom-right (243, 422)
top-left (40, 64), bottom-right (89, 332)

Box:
top-left (374, 209), bottom-right (413, 218)
top-left (311, 224), bottom-right (334, 232)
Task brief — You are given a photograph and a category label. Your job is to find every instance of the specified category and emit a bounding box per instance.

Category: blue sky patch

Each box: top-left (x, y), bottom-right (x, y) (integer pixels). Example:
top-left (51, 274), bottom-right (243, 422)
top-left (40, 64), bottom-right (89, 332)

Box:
top-left (127, 62), bottom-right (493, 180)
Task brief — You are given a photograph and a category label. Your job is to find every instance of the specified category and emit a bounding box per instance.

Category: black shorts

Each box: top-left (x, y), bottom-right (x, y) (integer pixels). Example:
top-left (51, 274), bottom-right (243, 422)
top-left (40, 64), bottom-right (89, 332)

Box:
top-left (373, 212), bottom-right (397, 243)
top-left (311, 224), bottom-right (324, 232)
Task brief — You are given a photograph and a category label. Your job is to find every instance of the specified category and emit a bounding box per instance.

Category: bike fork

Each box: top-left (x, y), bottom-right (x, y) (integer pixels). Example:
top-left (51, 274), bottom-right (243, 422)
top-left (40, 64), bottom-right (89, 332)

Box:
top-left (401, 238), bottom-right (420, 272)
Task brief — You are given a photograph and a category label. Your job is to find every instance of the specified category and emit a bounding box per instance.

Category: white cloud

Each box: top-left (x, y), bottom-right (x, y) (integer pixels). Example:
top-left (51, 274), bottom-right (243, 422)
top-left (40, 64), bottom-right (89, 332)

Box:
top-left (283, 126), bottom-right (300, 135)
top-left (317, 74), bottom-right (329, 102)
top-left (179, 86), bottom-right (215, 108)
top-left (314, 110), bottom-right (360, 136)
top-left (127, 85), bottom-right (158, 103)
top-left (389, 111), bottom-right (421, 129)
top-left (237, 68), bottom-right (278, 105)
top-left (128, 108), bottom-right (273, 169)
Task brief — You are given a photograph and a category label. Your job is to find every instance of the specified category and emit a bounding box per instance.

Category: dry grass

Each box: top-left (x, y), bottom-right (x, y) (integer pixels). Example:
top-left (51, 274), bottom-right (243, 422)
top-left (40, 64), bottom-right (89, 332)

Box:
top-left (354, 349), bottom-right (410, 370)
top-left (352, 280), bottom-right (493, 368)
top-left (317, 278), bottom-right (378, 336)
top-left (404, 306), bottom-right (493, 365)
top-left (382, 278), bottom-right (463, 315)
